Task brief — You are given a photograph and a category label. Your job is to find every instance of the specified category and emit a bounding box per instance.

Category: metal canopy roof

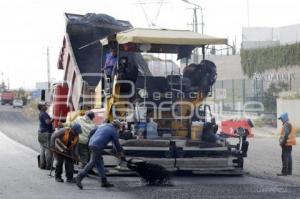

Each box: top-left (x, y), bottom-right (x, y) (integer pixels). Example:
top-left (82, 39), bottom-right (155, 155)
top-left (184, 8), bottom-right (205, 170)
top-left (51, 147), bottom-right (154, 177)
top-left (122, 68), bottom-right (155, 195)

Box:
top-left (100, 28), bottom-right (227, 46)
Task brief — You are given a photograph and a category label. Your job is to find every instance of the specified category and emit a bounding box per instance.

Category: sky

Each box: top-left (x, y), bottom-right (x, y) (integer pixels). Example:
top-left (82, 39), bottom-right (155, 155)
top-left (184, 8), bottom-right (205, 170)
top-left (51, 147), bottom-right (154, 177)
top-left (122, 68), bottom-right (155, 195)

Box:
top-left (0, 0), bottom-right (300, 89)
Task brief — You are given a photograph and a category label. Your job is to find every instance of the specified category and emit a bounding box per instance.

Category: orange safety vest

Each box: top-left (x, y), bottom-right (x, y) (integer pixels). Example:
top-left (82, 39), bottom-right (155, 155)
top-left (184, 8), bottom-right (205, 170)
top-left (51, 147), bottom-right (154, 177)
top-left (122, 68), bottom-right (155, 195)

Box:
top-left (280, 123), bottom-right (297, 146)
top-left (62, 128), bottom-right (79, 149)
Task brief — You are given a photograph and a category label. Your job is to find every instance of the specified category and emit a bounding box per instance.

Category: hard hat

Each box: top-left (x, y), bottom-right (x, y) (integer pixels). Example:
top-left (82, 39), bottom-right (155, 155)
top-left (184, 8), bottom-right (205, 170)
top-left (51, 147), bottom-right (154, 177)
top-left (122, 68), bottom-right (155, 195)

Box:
top-left (71, 123), bottom-right (82, 134)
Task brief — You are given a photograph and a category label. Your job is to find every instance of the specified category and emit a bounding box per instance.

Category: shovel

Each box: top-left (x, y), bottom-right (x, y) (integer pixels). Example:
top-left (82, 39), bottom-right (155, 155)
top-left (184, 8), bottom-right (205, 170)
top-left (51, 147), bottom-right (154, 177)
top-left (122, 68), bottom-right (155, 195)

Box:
top-left (40, 145), bottom-right (81, 177)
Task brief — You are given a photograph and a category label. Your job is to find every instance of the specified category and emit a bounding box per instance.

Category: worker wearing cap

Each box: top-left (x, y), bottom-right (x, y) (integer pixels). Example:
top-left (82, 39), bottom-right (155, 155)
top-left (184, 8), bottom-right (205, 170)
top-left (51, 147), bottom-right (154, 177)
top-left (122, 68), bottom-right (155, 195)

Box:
top-left (277, 112), bottom-right (296, 176)
top-left (37, 101), bottom-right (54, 170)
top-left (75, 120), bottom-right (124, 189)
top-left (62, 111), bottom-right (96, 168)
top-left (51, 123), bottom-right (82, 183)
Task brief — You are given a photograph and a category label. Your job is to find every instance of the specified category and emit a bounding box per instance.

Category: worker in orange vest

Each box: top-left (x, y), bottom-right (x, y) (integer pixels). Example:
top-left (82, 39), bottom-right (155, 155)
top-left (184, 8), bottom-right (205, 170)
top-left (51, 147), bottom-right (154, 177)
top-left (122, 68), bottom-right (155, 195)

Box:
top-left (51, 123), bottom-right (82, 183)
top-left (277, 112), bottom-right (296, 176)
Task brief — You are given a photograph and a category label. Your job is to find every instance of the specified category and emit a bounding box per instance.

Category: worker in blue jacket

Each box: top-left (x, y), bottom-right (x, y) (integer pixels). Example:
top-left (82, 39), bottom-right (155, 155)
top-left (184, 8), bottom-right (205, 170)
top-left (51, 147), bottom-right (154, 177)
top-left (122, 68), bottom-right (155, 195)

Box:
top-left (75, 120), bottom-right (124, 189)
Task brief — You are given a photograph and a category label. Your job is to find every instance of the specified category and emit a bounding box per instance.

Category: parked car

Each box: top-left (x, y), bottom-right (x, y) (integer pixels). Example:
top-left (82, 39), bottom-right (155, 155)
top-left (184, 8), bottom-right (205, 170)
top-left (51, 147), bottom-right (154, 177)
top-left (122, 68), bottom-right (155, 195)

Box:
top-left (13, 99), bottom-right (23, 108)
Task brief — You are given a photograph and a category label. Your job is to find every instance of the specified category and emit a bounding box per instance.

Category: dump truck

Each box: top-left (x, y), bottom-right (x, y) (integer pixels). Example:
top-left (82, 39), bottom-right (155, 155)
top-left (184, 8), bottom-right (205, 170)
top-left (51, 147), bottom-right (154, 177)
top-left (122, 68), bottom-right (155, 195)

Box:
top-left (54, 13), bottom-right (249, 175)
top-left (54, 13), bottom-right (150, 126)
top-left (1, 91), bottom-right (14, 105)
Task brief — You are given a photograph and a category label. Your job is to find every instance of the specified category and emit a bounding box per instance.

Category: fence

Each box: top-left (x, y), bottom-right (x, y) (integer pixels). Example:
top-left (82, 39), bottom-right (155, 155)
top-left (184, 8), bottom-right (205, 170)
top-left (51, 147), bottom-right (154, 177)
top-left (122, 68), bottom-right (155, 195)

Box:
top-left (209, 76), bottom-right (299, 115)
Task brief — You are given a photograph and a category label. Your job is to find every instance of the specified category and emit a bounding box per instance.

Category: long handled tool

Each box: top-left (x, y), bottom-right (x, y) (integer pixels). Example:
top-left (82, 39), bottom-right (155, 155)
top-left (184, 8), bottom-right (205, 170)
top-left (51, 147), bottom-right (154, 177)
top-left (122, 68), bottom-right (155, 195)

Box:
top-left (104, 150), bottom-right (170, 185)
top-left (42, 145), bottom-right (81, 177)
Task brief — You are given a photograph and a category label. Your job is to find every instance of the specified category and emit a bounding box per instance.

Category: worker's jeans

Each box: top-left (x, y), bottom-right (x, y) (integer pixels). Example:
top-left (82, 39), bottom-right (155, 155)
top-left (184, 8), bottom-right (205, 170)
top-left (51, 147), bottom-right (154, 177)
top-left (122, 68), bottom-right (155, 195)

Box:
top-left (77, 149), bottom-right (106, 180)
top-left (55, 153), bottom-right (74, 180)
top-left (38, 132), bottom-right (53, 169)
top-left (281, 145), bottom-right (292, 174)
top-left (78, 143), bottom-right (90, 168)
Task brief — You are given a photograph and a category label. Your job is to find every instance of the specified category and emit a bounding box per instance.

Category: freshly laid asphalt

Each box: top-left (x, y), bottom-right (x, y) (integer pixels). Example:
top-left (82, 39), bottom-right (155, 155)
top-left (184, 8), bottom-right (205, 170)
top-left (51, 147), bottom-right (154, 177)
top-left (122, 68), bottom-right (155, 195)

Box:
top-left (0, 105), bottom-right (300, 199)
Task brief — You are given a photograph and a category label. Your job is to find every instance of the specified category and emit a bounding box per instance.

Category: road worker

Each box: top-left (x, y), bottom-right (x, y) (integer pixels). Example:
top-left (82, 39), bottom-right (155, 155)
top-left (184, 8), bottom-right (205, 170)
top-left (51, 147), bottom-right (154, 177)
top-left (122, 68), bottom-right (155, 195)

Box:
top-left (277, 112), bottom-right (296, 176)
top-left (104, 47), bottom-right (118, 79)
top-left (37, 101), bottom-right (54, 170)
top-left (50, 123), bottom-right (82, 183)
top-left (75, 120), bottom-right (124, 189)
top-left (62, 111), bottom-right (96, 168)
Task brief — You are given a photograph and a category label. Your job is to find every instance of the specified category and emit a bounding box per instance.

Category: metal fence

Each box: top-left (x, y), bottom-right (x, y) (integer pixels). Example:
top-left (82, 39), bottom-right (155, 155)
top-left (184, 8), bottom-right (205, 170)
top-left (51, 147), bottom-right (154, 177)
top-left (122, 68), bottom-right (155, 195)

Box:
top-left (209, 77), bottom-right (299, 115)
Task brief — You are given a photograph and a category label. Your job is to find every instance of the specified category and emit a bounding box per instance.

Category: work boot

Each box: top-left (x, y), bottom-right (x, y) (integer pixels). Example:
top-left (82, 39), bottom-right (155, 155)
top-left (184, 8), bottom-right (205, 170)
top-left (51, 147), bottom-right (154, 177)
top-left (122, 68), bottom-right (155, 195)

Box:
top-left (101, 178), bottom-right (114, 188)
top-left (277, 173), bottom-right (288, 176)
top-left (55, 177), bottom-right (64, 183)
top-left (75, 176), bottom-right (83, 189)
top-left (66, 178), bottom-right (76, 183)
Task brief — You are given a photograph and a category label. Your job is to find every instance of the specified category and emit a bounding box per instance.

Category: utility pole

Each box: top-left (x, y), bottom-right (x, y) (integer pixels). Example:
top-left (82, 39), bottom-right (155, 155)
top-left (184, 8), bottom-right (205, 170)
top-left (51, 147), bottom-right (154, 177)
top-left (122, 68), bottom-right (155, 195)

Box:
top-left (47, 47), bottom-right (51, 90)
top-left (182, 0), bottom-right (204, 63)
top-left (183, 0), bottom-right (204, 34)
top-left (246, 0), bottom-right (250, 27)
top-left (0, 72), bottom-right (4, 92)
top-left (7, 77), bottom-right (10, 90)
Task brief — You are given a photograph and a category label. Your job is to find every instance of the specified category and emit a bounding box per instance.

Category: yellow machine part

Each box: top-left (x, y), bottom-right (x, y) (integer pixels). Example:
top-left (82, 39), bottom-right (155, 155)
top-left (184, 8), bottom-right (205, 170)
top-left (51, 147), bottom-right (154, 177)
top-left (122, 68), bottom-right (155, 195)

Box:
top-left (99, 76), bottom-right (206, 138)
top-left (65, 110), bottom-right (86, 123)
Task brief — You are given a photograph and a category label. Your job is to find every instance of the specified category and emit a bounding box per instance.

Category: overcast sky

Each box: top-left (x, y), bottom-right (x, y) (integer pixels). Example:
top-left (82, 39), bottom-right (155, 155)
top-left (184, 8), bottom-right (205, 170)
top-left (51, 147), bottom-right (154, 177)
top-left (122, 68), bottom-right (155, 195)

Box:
top-left (1, 0), bottom-right (300, 89)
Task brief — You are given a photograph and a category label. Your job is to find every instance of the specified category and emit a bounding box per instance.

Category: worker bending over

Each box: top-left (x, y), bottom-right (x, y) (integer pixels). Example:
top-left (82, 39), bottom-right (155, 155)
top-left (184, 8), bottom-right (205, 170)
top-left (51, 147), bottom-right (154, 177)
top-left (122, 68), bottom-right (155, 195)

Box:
top-left (76, 120), bottom-right (124, 189)
top-left (62, 111), bottom-right (96, 168)
top-left (277, 112), bottom-right (296, 176)
top-left (51, 123), bottom-right (82, 183)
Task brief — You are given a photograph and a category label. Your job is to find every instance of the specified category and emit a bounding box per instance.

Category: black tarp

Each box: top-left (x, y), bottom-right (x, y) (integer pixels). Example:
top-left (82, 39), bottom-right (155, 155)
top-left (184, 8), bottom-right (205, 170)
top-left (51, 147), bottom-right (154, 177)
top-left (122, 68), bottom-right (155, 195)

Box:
top-left (65, 13), bottom-right (151, 87)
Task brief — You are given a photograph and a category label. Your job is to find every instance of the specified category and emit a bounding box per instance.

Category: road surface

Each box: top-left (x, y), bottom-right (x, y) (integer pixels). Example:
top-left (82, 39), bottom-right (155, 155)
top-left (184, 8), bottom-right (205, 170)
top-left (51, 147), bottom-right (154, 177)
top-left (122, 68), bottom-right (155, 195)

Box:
top-left (0, 105), bottom-right (300, 199)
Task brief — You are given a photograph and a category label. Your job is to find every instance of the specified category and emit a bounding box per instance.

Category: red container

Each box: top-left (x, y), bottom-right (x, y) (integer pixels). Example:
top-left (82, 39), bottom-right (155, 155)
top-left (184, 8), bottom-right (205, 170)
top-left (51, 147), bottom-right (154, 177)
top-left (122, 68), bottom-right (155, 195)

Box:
top-left (220, 119), bottom-right (254, 137)
top-left (52, 84), bottom-right (69, 128)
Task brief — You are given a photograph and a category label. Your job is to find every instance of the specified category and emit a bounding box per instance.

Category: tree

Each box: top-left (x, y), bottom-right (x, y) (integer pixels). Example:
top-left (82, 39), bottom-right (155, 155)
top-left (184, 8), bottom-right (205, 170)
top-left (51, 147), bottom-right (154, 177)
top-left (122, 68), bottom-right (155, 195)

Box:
top-left (0, 81), bottom-right (6, 92)
top-left (263, 81), bottom-right (289, 112)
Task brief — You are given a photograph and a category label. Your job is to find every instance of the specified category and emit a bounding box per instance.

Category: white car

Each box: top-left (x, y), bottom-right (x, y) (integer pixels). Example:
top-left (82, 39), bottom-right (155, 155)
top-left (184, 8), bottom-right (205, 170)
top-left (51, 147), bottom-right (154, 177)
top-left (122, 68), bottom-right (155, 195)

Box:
top-left (13, 99), bottom-right (23, 108)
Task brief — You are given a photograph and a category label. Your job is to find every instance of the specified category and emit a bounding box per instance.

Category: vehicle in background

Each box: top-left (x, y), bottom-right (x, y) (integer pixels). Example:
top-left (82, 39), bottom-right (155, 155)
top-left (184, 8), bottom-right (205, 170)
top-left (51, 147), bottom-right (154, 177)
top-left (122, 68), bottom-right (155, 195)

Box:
top-left (220, 119), bottom-right (254, 137)
top-left (12, 99), bottom-right (23, 108)
top-left (1, 91), bottom-right (14, 105)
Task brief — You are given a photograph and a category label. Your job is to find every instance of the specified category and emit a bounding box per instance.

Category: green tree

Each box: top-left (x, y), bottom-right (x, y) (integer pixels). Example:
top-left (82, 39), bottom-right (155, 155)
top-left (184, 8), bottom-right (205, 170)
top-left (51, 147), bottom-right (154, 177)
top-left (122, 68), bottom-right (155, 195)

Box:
top-left (263, 81), bottom-right (289, 112)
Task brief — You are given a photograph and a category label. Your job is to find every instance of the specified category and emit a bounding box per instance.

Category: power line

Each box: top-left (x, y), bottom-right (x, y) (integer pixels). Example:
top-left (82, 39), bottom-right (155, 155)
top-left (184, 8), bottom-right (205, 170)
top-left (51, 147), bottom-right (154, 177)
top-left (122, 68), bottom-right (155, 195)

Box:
top-left (153, 0), bottom-right (165, 26)
top-left (138, 0), bottom-right (152, 27)
top-left (137, 0), bottom-right (167, 27)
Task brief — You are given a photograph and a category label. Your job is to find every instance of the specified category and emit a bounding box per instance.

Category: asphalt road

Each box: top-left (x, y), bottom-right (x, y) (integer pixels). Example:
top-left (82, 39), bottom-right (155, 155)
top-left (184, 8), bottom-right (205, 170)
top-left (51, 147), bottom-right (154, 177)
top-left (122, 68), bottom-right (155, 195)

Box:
top-left (0, 104), bottom-right (300, 199)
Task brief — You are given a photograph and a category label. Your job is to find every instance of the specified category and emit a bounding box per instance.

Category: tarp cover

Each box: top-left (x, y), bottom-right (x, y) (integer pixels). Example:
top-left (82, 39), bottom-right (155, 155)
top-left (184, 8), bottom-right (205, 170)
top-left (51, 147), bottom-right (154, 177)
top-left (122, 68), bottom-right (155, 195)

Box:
top-left (102, 28), bottom-right (227, 46)
top-left (64, 13), bottom-right (151, 87)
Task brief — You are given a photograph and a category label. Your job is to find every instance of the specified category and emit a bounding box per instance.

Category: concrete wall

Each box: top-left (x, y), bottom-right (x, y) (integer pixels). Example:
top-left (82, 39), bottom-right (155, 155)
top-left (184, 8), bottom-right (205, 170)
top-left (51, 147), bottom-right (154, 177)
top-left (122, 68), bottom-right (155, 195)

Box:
top-left (203, 55), bottom-right (246, 80)
top-left (242, 24), bottom-right (300, 49)
top-left (277, 98), bottom-right (300, 130)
